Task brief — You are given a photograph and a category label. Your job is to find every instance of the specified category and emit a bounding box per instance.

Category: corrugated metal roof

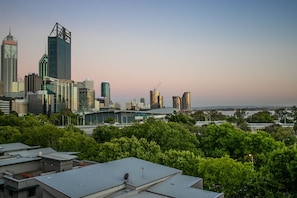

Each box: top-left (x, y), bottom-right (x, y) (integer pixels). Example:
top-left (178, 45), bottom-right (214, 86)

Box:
top-left (36, 157), bottom-right (181, 198)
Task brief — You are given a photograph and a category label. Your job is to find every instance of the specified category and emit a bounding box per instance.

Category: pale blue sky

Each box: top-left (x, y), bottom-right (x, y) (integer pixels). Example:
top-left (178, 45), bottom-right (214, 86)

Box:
top-left (1, 0), bottom-right (296, 107)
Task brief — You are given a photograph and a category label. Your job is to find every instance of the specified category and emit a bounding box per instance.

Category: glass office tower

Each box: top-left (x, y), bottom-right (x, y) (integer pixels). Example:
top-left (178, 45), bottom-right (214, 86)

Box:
top-left (1, 30), bottom-right (18, 96)
top-left (39, 54), bottom-right (48, 79)
top-left (101, 81), bottom-right (110, 106)
top-left (48, 23), bottom-right (71, 80)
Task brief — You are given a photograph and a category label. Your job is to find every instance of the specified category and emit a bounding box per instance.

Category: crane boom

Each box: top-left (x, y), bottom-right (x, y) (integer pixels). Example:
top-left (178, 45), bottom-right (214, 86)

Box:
top-left (154, 82), bottom-right (161, 91)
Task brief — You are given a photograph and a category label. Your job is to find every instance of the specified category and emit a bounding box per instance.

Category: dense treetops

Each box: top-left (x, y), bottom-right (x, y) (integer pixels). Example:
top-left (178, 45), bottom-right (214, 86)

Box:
top-left (0, 109), bottom-right (296, 197)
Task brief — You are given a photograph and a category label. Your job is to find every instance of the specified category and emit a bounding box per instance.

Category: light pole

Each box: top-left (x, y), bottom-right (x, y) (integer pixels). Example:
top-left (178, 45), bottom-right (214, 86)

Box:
top-left (248, 153), bottom-right (254, 169)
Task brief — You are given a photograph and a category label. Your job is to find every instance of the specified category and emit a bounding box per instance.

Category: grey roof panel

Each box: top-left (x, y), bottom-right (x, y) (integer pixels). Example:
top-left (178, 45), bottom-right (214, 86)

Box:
top-left (0, 157), bottom-right (41, 167)
top-left (8, 148), bottom-right (56, 158)
top-left (147, 174), bottom-right (224, 198)
top-left (36, 157), bottom-right (181, 198)
top-left (41, 152), bottom-right (77, 161)
top-left (0, 143), bottom-right (31, 153)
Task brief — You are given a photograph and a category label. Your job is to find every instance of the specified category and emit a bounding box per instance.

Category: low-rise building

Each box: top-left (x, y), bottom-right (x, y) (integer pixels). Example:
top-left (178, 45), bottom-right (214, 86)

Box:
top-left (0, 143), bottom-right (224, 198)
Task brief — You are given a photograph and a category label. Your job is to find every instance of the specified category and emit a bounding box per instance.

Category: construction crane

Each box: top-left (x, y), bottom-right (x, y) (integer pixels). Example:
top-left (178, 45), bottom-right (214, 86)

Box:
top-left (153, 82), bottom-right (161, 91)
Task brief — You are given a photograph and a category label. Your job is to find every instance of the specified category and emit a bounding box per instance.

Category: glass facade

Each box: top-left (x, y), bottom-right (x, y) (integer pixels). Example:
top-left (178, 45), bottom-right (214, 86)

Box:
top-left (39, 54), bottom-right (48, 79)
top-left (48, 23), bottom-right (71, 80)
top-left (101, 81), bottom-right (110, 106)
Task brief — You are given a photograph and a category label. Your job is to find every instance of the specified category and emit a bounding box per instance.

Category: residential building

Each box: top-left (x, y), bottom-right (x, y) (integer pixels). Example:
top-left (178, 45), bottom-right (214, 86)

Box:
top-left (182, 92), bottom-right (191, 112)
top-left (150, 90), bottom-right (163, 109)
top-left (173, 96), bottom-right (181, 111)
top-left (1, 30), bottom-right (18, 97)
top-left (48, 23), bottom-right (71, 80)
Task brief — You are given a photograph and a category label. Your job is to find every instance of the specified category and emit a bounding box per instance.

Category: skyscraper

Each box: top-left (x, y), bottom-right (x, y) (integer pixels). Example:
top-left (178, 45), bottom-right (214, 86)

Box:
top-left (172, 96), bottom-right (181, 111)
top-left (182, 92), bottom-right (191, 112)
top-left (48, 23), bottom-right (71, 80)
top-left (1, 30), bottom-right (18, 96)
top-left (150, 90), bottom-right (163, 109)
top-left (24, 73), bottom-right (42, 96)
top-left (101, 81), bottom-right (110, 106)
top-left (39, 54), bottom-right (48, 79)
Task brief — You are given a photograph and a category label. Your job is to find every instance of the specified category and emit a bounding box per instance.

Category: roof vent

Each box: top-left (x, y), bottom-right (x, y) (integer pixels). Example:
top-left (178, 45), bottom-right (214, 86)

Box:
top-left (124, 173), bottom-right (129, 180)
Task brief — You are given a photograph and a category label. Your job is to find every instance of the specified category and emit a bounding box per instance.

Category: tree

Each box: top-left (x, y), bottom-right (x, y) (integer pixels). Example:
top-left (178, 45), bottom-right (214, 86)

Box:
top-left (206, 110), bottom-right (227, 121)
top-left (166, 112), bottom-right (196, 126)
top-left (246, 111), bottom-right (274, 123)
top-left (92, 125), bottom-right (122, 143)
top-left (0, 126), bottom-right (22, 143)
top-left (122, 118), bottom-right (199, 152)
top-left (20, 124), bottom-right (65, 150)
top-left (234, 109), bottom-right (250, 131)
top-left (264, 124), bottom-right (297, 146)
top-left (191, 110), bottom-right (206, 121)
top-left (198, 123), bottom-right (245, 159)
top-left (96, 136), bottom-right (162, 163)
top-left (259, 148), bottom-right (297, 197)
top-left (198, 156), bottom-right (256, 197)
top-left (160, 150), bottom-right (201, 176)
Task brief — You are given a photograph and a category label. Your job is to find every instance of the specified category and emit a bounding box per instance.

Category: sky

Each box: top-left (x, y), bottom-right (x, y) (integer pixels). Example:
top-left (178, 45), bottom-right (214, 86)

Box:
top-left (0, 0), bottom-right (296, 107)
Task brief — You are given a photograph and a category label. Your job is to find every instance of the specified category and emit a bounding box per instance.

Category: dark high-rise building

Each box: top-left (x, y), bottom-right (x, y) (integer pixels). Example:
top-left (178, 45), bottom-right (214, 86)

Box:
top-left (39, 54), bottom-right (48, 79)
top-left (24, 73), bottom-right (42, 96)
top-left (48, 23), bottom-right (71, 80)
top-left (1, 30), bottom-right (18, 96)
top-left (101, 81), bottom-right (110, 106)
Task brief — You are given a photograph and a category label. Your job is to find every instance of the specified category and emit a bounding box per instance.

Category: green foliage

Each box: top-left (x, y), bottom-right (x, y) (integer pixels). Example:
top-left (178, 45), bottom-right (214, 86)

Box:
top-left (234, 109), bottom-right (250, 131)
top-left (0, 114), bottom-right (23, 127)
top-left (264, 124), bottom-right (297, 145)
top-left (96, 136), bottom-right (162, 163)
top-left (166, 112), bottom-right (196, 125)
top-left (0, 110), bottom-right (297, 197)
top-left (20, 124), bottom-right (65, 150)
top-left (49, 109), bottom-right (78, 126)
top-left (0, 126), bottom-right (22, 143)
top-left (246, 111), bottom-right (274, 123)
top-left (259, 148), bottom-right (297, 197)
top-left (198, 123), bottom-right (282, 168)
top-left (206, 110), bottom-right (227, 121)
top-left (191, 110), bottom-right (206, 121)
top-left (160, 150), bottom-right (201, 176)
top-left (122, 118), bottom-right (199, 152)
top-left (104, 117), bottom-right (115, 124)
top-left (198, 156), bottom-right (256, 197)
top-left (92, 125), bottom-right (121, 143)
top-left (199, 123), bottom-right (245, 159)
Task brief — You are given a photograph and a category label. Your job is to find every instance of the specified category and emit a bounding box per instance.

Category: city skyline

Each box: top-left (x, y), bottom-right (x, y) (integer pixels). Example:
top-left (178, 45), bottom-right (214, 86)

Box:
top-left (0, 0), bottom-right (296, 107)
